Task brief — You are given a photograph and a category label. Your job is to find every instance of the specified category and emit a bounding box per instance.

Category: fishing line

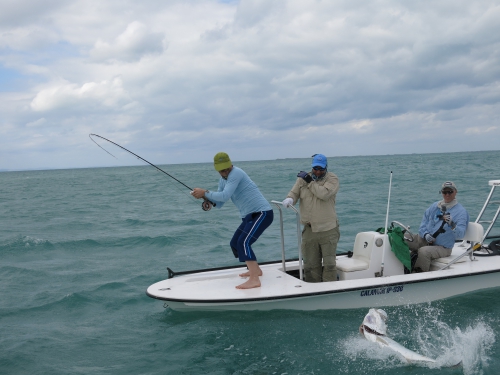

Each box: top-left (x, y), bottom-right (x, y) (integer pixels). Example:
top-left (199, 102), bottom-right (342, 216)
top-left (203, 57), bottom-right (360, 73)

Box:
top-left (89, 134), bottom-right (276, 261)
top-left (89, 133), bottom-right (215, 210)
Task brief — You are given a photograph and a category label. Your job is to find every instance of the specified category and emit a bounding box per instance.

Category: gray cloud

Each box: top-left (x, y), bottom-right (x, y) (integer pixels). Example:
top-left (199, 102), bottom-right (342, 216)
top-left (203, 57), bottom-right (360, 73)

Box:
top-left (0, 0), bottom-right (67, 28)
top-left (90, 22), bottom-right (165, 62)
top-left (1, 0), bottom-right (500, 170)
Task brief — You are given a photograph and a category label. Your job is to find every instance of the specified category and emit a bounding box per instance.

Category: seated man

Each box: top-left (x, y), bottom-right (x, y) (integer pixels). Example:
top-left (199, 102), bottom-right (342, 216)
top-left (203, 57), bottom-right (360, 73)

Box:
top-left (406, 181), bottom-right (469, 272)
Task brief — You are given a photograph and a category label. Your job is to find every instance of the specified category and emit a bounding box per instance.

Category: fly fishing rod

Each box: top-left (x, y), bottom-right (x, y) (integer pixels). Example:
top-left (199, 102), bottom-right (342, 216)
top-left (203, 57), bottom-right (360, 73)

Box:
top-left (89, 133), bottom-right (215, 210)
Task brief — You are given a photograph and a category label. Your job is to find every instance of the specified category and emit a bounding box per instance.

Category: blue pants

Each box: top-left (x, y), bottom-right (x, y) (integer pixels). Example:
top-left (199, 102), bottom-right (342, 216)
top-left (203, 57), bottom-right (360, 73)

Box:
top-left (230, 210), bottom-right (274, 262)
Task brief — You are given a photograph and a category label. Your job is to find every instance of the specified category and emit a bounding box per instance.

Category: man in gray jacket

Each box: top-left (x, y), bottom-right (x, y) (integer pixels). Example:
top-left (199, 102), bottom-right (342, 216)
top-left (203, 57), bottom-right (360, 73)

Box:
top-left (282, 154), bottom-right (340, 282)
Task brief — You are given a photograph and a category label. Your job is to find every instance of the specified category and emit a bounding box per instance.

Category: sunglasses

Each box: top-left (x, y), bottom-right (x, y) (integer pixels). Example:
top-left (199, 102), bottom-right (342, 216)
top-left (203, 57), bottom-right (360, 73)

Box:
top-left (312, 166), bottom-right (326, 171)
top-left (441, 190), bottom-right (454, 195)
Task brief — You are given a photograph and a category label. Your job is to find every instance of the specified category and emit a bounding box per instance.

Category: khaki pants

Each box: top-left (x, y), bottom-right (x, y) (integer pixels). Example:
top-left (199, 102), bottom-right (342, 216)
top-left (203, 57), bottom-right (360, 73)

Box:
top-left (406, 234), bottom-right (452, 272)
top-left (301, 225), bottom-right (340, 282)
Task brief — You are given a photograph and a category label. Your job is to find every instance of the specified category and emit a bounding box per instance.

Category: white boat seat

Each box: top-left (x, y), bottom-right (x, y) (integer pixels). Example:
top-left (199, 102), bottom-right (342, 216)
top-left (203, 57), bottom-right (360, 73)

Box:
top-left (460, 222), bottom-right (484, 244)
top-left (433, 250), bottom-right (467, 264)
top-left (336, 257), bottom-right (369, 272)
top-left (337, 232), bottom-right (376, 272)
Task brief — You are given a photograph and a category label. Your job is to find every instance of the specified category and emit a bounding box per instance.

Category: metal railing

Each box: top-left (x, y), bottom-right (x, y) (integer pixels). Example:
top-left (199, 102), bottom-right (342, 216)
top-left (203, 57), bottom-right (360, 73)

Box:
top-left (271, 200), bottom-right (303, 280)
top-left (475, 180), bottom-right (500, 241)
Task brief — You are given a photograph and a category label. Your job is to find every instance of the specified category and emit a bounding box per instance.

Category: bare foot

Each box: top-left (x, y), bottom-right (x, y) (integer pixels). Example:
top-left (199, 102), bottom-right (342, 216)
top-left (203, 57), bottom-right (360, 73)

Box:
top-left (235, 278), bottom-right (261, 289)
top-left (239, 269), bottom-right (263, 277)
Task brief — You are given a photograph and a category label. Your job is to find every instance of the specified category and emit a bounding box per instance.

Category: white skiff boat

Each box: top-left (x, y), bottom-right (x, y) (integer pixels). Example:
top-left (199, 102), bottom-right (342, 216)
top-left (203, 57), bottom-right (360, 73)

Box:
top-left (147, 180), bottom-right (500, 311)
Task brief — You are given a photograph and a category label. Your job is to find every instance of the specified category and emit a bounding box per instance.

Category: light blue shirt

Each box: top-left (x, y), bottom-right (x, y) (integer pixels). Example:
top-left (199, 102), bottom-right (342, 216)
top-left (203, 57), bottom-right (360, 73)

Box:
top-left (418, 201), bottom-right (469, 249)
top-left (205, 166), bottom-right (271, 218)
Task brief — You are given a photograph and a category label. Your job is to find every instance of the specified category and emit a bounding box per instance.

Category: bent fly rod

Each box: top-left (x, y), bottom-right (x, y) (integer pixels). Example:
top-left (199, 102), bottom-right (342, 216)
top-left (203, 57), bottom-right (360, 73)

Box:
top-left (89, 133), bottom-right (215, 210)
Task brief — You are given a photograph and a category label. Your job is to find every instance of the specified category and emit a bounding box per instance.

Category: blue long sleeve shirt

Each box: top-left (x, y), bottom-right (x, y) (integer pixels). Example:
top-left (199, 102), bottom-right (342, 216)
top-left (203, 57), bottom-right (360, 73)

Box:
top-left (205, 166), bottom-right (271, 218)
top-left (418, 201), bottom-right (470, 249)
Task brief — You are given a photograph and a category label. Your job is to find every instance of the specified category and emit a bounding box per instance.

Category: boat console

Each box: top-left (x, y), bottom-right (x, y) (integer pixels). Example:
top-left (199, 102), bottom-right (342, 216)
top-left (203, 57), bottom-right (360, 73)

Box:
top-left (270, 200), bottom-right (406, 282)
top-left (336, 231), bottom-right (405, 280)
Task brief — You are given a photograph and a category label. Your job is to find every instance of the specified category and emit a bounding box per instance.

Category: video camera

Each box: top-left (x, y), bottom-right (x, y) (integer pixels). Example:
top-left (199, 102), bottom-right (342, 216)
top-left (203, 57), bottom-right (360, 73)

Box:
top-left (437, 206), bottom-right (447, 220)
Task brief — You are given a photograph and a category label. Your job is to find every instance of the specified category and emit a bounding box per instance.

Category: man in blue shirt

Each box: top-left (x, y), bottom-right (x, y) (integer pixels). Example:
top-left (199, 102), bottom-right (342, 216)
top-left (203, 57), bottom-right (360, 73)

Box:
top-left (406, 181), bottom-right (469, 272)
top-left (192, 152), bottom-right (273, 289)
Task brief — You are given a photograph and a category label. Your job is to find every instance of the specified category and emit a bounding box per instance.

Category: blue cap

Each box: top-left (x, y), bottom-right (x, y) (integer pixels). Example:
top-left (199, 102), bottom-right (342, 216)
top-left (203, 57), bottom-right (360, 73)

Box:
top-left (311, 154), bottom-right (327, 168)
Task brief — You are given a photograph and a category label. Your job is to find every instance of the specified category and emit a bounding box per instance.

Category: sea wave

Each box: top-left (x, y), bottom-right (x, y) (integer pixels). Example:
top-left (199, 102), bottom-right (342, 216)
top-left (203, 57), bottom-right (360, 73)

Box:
top-left (0, 234), bottom-right (181, 253)
top-left (0, 235), bottom-right (55, 252)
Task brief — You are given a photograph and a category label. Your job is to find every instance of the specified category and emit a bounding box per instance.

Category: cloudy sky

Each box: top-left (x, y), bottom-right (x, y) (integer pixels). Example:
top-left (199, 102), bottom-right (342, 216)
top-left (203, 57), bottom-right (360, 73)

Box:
top-left (1, 0), bottom-right (499, 170)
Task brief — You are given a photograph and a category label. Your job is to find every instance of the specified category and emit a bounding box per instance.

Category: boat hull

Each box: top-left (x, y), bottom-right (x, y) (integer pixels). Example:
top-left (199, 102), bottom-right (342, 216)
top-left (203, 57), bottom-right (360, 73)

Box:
top-left (146, 260), bottom-right (500, 311)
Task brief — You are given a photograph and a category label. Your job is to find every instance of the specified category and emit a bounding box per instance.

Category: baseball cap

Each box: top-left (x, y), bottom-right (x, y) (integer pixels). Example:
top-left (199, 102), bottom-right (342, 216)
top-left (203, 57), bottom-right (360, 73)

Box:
top-left (441, 181), bottom-right (457, 192)
top-left (214, 152), bottom-right (232, 171)
top-left (311, 154), bottom-right (327, 169)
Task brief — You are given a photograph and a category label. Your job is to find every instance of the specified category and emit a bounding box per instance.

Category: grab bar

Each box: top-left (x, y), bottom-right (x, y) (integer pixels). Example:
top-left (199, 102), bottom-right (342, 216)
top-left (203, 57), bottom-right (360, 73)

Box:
top-left (271, 200), bottom-right (303, 280)
top-left (475, 180), bottom-right (500, 242)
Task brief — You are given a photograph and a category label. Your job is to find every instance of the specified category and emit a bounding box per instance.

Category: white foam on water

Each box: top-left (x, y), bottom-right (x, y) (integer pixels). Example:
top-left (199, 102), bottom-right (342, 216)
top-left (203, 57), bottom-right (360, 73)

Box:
top-left (405, 304), bottom-right (496, 373)
top-left (415, 317), bottom-right (496, 374)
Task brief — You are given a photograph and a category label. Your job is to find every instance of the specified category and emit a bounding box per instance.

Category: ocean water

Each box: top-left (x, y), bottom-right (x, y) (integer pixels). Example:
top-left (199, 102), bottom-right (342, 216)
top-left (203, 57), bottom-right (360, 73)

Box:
top-left (1, 150), bottom-right (500, 375)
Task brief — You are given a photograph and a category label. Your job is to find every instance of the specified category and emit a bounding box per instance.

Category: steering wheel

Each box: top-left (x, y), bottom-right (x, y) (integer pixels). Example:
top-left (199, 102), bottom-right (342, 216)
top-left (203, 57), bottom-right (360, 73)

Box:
top-left (391, 220), bottom-right (414, 242)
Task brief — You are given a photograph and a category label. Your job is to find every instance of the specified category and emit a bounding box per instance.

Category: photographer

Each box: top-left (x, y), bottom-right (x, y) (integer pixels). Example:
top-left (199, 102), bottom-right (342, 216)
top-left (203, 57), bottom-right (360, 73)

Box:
top-left (406, 181), bottom-right (469, 272)
top-left (281, 154), bottom-right (340, 282)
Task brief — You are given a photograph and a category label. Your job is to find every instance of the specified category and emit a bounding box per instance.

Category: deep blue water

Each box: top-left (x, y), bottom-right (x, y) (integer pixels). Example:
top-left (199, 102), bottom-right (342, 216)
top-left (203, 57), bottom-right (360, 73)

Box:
top-left (1, 151), bottom-right (500, 374)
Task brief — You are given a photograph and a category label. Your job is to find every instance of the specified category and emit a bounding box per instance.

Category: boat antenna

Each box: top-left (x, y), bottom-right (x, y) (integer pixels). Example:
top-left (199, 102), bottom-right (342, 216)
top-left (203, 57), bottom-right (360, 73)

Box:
top-left (380, 171), bottom-right (393, 277)
top-left (89, 133), bottom-right (215, 209)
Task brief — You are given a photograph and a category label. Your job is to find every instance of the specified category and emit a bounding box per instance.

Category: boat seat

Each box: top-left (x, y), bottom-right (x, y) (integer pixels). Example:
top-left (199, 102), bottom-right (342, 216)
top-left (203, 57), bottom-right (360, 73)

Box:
top-left (433, 222), bottom-right (484, 264)
top-left (433, 248), bottom-right (468, 264)
top-left (459, 222), bottom-right (484, 245)
top-left (336, 257), bottom-right (369, 272)
top-left (337, 232), bottom-right (374, 272)
top-left (337, 231), bottom-right (405, 279)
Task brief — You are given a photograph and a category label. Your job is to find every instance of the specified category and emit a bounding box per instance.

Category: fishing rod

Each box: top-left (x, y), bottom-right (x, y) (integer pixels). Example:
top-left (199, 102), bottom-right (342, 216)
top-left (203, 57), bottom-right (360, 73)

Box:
top-left (89, 133), bottom-right (215, 210)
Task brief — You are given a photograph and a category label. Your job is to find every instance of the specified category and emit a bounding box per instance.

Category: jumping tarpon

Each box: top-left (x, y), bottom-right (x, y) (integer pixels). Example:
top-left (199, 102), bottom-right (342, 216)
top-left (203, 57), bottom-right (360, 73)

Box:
top-left (359, 308), bottom-right (437, 364)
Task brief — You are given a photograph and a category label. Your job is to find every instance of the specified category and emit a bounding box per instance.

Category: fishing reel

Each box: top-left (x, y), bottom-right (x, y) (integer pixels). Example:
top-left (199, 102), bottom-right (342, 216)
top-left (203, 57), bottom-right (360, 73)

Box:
top-left (202, 200), bottom-right (215, 211)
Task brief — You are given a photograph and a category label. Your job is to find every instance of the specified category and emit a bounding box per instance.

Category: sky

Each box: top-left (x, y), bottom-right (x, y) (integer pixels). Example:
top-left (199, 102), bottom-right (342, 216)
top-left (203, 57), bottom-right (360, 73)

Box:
top-left (1, 0), bottom-right (500, 170)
